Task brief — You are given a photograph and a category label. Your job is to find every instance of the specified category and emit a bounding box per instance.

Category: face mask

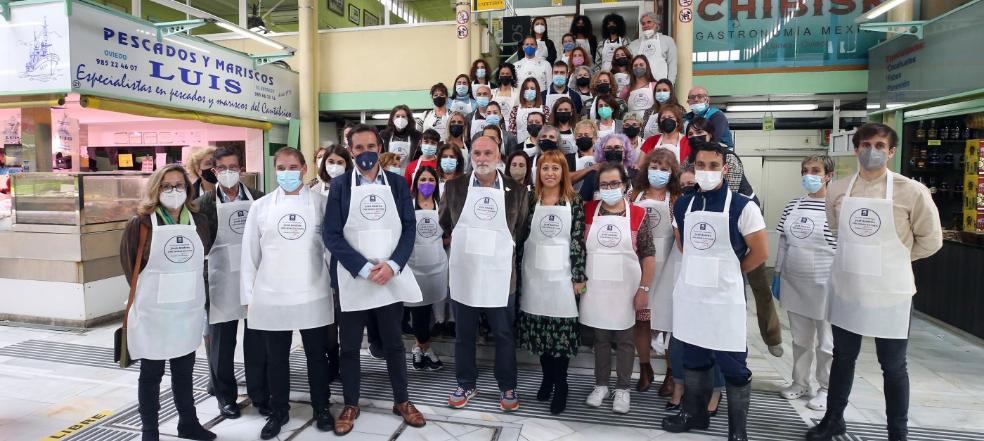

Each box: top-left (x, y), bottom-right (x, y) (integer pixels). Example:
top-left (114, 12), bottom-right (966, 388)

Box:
top-left (523, 45), bottom-right (536, 57)
top-left (539, 139), bottom-right (558, 151)
top-left (455, 84), bottom-right (469, 96)
top-left (575, 25), bottom-right (588, 34)
top-left (573, 56), bottom-right (585, 66)
top-left (643, 29), bottom-right (656, 38)
top-left (659, 118), bottom-right (678, 133)
top-left (555, 112), bottom-right (572, 123)
top-left (604, 149), bottom-right (623, 163)
top-left (576, 77), bottom-right (590, 87)
top-left (485, 114), bottom-right (501, 126)
top-left (598, 106), bottom-right (614, 120)
top-left (476, 97), bottom-right (490, 108)
top-left (523, 89), bottom-right (538, 101)
top-left (393, 117), bottom-right (409, 130)
top-left (527, 124), bottom-right (542, 137)
top-left (534, 24), bottom-right (546, 34)
top-left (159, 189), bottom-right (186, 210)
top-left (802, 174), bottom-right (824, 193)
top-left (449, 124), bottom-right (465, 137)
top-left (682, 184), bottom-right (696, 194)
top-left (217, 170), bottom-right (240, 189)
top-left (440, 157), bottom-right (458, 172)
top-left (421, 143), bottom-right (438, 157)
top-left (632, 67), bottom-right (647, 77)
top-left (655, 91), bottom-right (671, 103)
top-left (498, 75), bottom-right (512, 86)
top-left (509, 166), bottom-right (526, 180)
top-left (476, 68), bottom-right (486, 79)
top-left (355, 151), bottom-right (379, 170)
top-left (648, 169), bottom-right (670, 188)
top-left (201, 168), bottom-right (218, 184)
top-left (418, 181), bottom-right (436, 197)
top-left (326, 163), bottom-right (345, 178)
top-left (606, 25), bottom-right (618, 34)
top-left (691, 102), bottom-right (708, 114)
top-left (433, 96), bottom-right (447, 107)
top-left (600, 187), bottom-right (623, 205)
top-left (552, 74), bottom-right (567, 87)
top-left (576, 137), bottom-right (593, 151)
top-left (276, 170), bottom-right (303, 192)
top-left (613, 57), bottom-right (629, 67)
top-left (695, 170), bottom-right (723, 190)
top-left (858, 146), bottom-right (889, 171)
top-left (386, 166), bottom-right (402, 174)
top-left (623, 126), bottom-right (641, 138)
top-left (563, 42), bottom-right (575, 52)
top-left (596, 83), bottom-right (611, 94)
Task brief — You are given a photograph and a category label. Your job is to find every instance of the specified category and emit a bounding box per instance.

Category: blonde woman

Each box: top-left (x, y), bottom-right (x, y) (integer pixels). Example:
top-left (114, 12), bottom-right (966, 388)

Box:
top-left (185, 147), bottom-right (217, 199)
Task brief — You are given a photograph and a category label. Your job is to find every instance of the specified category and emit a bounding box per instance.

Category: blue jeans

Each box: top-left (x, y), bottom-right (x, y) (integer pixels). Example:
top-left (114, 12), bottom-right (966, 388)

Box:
top-left (452, 296), bottom-right (517, 391)
top-left (670, 336), bottom-right (725, 388)
top-left (680, 338), bottom-right (751, 386)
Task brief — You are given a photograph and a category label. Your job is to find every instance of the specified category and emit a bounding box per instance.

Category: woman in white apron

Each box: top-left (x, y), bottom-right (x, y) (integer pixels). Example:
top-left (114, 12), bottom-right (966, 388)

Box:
top-left (492, 64), bottom-right (519, 131)
top-left (381, 105), bottom-right (421, 172)
top-left (629, 148), bottom-right (682, 396)
top-left (610, 47), bottom-right (633, 97)
top-left (569, 14), bottom-right (598, 62)
top-left (776, 155), bottom-right (836, 411)
top-left (517, 150), bottom-right (587, 415)
top-left (470, 59), bottom-right (492, 95)
top-left (595, 13), bottom-right (629, 71)
top-left (313, 145), bottom-right (353, 196)
top-left (531, 16), bottom-right (558, 64)
top-left (581, 72), bottom-right (627, 120)
top-left (120, 164), bottom-right (215, 441)
top-left (445, 112), bottom-right (471, 170)
top-left (240, 148), bottom-right (335, 438)
top-left (405, 166), bottom-right (449, 371)
top-left (581, 163), bottom-right (656, 415)
top-left (509, 78), bottom-right (551, 144)
top-left (622, 114), bottom-right (645, 171)
top-left (550, 97), bottom-right (580, 172)
top-left (594, 95), bottom-right (622, 140)
top-left (422, 83), bottom-right (450, 142)
top-left (569, 64), bottom-right (593, 104)
top-left (623, 56), bottom-right (657, 116)
top-left (571, 120), bottom-right (599, 193)
top-left (642, 105), bottom-right (689, 163)
top-left (449, 74), bottom-right (478, 115)
top-left (642, 80), bottom-right (676, 138)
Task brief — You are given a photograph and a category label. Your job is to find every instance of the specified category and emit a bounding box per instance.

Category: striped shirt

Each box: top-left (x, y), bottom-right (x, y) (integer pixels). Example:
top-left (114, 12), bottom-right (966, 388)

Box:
top-left (776, 196), bottom-right (836, 248)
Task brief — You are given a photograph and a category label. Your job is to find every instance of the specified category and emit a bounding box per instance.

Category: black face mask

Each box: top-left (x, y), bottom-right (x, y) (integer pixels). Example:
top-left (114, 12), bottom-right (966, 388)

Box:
top-left (555, 112), bottom-right (572, 123)
top-left (576, 77), bottom-right (591, 88)
top-left (607, 25), bottom-right (618, 34)
top-left (575, 24), bottom-right (588, 34)
top-left (433, 96), bottom-right (447, 107)
top-left (659, 118), bottom-right (678, 133)
top-left (623, 126), bottom-right (640, 138)
top-left (613, 57), bottom-right (629, 67)
top-left (596, 83), bottom-right (611, 94)
top-left (201, 169), bottom-right (218, 184)
top-left (527, 124), bottom-right (542, 137)
top-left (604, 149), bottom-right (623, 163)
top-left (538, 139), bottom-right (558, 151)
top-left (576, 137), bottom-right (593, 151)
top-left (687, 135), bottom-right (708, 146)
top-left (498, 76), bottom-right (512, 86)
top-left (682, 184), bottom-right (697, 194)
top-left (449, 124), bottom-right (465, 137)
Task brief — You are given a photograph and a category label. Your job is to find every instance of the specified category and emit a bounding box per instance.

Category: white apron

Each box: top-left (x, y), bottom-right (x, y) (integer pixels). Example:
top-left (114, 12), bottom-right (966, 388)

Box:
top-left (127, 214), bottom-right (206, 360)
top-left (580, 202), bottom-right (643, 330)
top-left (337, 172), bottom-right (423, 311)
top-left (653, 135), bottom-right (681, 161)
top-left (521, 203), bottom-right (577, 318)
top-left (779, 197), bottom-right (834, 320)
top-left (535, 39), bottom-right (548, 59)
top-left (514, 106), bottom-right (539, 146)
top-left (828, 172), bottom-right (915, 339)
top-left (597, 121), bottom-right (615, 139)
top-left (673, 191), bottom-right (747, 351)
top-left (469, 113), bottom-right (488, 140)
top-left (575, 154), bottom-right (596, 171)
top-left (423, 110), bottom-right (450, 141)
top-left (450, 98), bottom-right (474, 115)
top-left (207, 187), bottom-right (254, 325)
top-left (406, 205), bottom-right (448, 307)
top-left (635, 193), bottom-right (675, 331)
top-left (644, 113), bottom-right (661, 138)
top-left (516, 59), bottom-right (548, 91)
top-left (627, 85), bottom-right (655, 113)
top-left (559, 131), bottom-right (577, 155)
top-left (544, 91), bottom-right (565, 113)
top-left (639, 34), bottom-right (668, 80)
top-left (492, 92), bottom-right (516, 130)
top-left (599, 39), bottom-right (620, 71)
top-left (614, 73), bottom-right (630, 95)
top-left (388, 135), bottom-right (412, 168)
top-left (246, 189), bottom-right (334, 331)
top-left (449, 172), bottom-right (515, 307)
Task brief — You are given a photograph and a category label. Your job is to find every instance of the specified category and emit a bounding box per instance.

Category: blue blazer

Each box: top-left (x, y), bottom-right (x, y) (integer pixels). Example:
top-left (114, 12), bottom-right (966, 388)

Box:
top-left (322, 170), bottom-right (417, 290)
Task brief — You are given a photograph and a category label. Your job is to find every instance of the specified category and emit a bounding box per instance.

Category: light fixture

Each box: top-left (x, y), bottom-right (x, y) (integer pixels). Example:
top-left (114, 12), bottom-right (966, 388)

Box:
top-left (726, 104), bottom-right (819, 112)
top-left (247, 3), bottom-right (267, 33)
top-left (864, 0), bottom-right (907, 20)
top-left (215, 21), bottom-right (284, 50)
top-left (371, 113), bottom-right (390, 120)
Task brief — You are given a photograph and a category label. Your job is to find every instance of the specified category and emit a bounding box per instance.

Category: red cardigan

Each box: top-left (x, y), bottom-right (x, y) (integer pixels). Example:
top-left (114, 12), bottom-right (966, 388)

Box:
top-left (583, 199), bottom-right (647, 252)
top-left (640, 134), bottom-right (691, 163)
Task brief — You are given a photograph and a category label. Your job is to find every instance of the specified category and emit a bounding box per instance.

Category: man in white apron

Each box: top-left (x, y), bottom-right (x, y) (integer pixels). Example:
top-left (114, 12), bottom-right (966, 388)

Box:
top-left (194, 147), bottom-right (267, 420)
top-left (662, 141), bottom-right (769, 441)
top-left (543, 62), bottom-right (584, 115)
top-left (323, 125), bottom-right (427, 436)
top-left (440, 136), bottom-right (530, 412)
top-left (628, 12), bottom-right (677, 83)
top-left (807, 124), bottom-right (942, 441)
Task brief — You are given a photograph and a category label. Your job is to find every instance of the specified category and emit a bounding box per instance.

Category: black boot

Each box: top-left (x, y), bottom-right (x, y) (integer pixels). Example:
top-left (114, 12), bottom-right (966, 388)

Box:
top-left (805, 412), bottom-right (847, 441)
top-left (661, 368), bottom-right (712, 433)
top-left (725, 381), bottom-right (751, 441)
top-left (176, 422), bottom-right (217, 441)
top-left (139, 410), bottom-right (159, 441)
top-left (537, 354), bottom-right (554, 401)
top-left (550, 356), bottom-right (569, 415)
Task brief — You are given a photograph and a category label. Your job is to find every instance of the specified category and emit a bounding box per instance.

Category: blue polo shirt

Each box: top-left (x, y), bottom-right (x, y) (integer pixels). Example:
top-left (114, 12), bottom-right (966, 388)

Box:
top-left (672, 183), bottom-right (765, 260)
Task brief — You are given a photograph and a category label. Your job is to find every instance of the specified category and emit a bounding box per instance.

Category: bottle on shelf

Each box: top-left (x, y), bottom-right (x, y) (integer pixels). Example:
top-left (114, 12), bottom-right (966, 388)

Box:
top-left (941, 120), bottom-right (950, 140)
top-left (928, 149), bottom-right (942, 167)
top-left (951, 121), bottom-right (963, 140)
top-left (928, 177), bottom-right (938, 196)
top-left (915, 121), bottom-right (926, 141)
top-left (964, 125), bottom-right (973, 140)
top-left (927, 120), bottom-right (938, 139)
top-left (940, 179), bottom-right (951, 197)
top-left (915, 148), bottom-right (928, 170)
top-left (943, 151), bottom-right (955, 168)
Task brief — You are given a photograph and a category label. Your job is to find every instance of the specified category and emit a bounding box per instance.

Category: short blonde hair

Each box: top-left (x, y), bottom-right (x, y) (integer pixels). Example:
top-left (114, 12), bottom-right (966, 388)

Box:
top-left (379, 152), bottom-right (401, 169)
top-left (185, 147), bottom-right (216, 181)
top-left (138, 164), bottom-right (198, 215)
top-left (575, 119), bottom-right (598, 141)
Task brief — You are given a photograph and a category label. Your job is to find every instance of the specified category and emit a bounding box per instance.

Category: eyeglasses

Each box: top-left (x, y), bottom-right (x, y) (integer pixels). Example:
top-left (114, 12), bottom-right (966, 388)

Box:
top-left (599, 181), bottom-right (623, 190)
top-left (214, 165), bottom-right (241, 173)
top-left (687, 94), bottom-right (708, 101)
top-left (160, 184), bottom-right (185, 193)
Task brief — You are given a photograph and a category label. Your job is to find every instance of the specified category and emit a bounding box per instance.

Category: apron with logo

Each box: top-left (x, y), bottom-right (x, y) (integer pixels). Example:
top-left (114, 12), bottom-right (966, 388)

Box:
top-left (614, 73), bottom-right (630, 96)
top-left (673, 191), bottom-right (747, 351)
top-left (559, 130), bottom-right (577, 155)
top-left (599, 39), bottom-right (620, 71)
top-left (207, 187), bottom-right (254, 324)
top-left (828, 172), bottom-right (915, 339)
top-left (521, 203), bottom-right (577, 318)
top-left (423, 110), bottom-right (450, 141)
top-left (388, 135), bottom-right (412, 169)
top-left (545, 90), bottom-right (565, 112)
top-left (779, 197), bottom-right (834, 320)
top-left (639, 34), bottom-right (667, 80)
top-left (406, 205), bottom-right (448, 307)
top-left (448, 173), bottom-right (515, 307)
top-left (580, 202), bottom-right (642, 330)
top-left (654, 135), bottom-right (681, 160)
top-left (492, 92), bottom-right (516, 130)
top-left (127, 214), bottom-right (206, 360)
top-left (515, 106), bottom-right (540, 146)
top-left (627, 84), bottom-right (655, 113)
top-left (644, 113), bottom-right (661, 138)
top-left (635, 194), bottom-right (676, 331)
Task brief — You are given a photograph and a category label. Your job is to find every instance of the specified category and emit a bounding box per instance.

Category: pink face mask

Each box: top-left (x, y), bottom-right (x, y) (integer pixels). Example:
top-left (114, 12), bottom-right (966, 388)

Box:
top-left (572, 56), bottom-right (585, 66)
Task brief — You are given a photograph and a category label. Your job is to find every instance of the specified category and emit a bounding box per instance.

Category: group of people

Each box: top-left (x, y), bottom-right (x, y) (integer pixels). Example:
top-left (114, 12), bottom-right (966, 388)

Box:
top-left (119, 13), bottom-right (943, 441)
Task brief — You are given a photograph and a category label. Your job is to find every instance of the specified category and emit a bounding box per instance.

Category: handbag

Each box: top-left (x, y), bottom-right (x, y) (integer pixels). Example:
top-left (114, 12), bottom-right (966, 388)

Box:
top-left (115, 222), bottom-right (148, 368)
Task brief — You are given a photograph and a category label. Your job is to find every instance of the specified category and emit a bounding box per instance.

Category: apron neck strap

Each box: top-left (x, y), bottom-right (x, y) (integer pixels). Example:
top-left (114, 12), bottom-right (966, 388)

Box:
top-left (594, 199), bottom-right (631, 223)
top-left (687, 187), bottom-right (731, 213)
top-left (846, 170), bottom-right (893, 200)
top-left (351, 168), bottom-right (389, 187)
top-left (470, 171), bottom-right (502, 189)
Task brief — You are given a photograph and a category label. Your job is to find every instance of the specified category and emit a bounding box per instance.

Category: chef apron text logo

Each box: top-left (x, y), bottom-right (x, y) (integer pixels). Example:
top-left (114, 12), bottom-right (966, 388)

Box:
top-left (790, 216), bottom-right (815, 239)
top-left (359, 194), bottom-right (387, 220)
top-left (474, 196), bottom-right (499, 220)
top-left (228, 209), bottom-right (249, 234)
top-left (163, 236), bottom-right (195, 263)
top-left (849, 208), bottom-right (881, 237)
top-left (597, 224), bottom-right (623, 248)
top-left (417, 216), bottom-right (440, 238)
top-left (539, 214), bottom-right (563, 237)
top-left (646, 206), bottom-right (662, 227)
top-left (689, 222), bottom-right (717, 250)
top-left (277, 214), bottom-right (307, 240)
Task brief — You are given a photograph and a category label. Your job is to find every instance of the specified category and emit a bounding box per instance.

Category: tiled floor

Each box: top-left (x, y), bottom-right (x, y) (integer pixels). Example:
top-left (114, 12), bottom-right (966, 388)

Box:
top-left (1, 302), bottom-right (983, 441)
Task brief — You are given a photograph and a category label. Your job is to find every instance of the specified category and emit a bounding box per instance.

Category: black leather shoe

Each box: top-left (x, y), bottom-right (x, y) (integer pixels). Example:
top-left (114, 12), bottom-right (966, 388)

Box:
top-left (176, 422), bottom-right (216, 441)
top-left (662, 410), bottom-right (710, 433)
top-left (260, 411), bottom-right (289, 440)
top-left (219, 403), bottom-right (241, 419)
top-left (805, 414), bottom-right (847, 441)
top-left (315, 407), bottom-right (335, 431)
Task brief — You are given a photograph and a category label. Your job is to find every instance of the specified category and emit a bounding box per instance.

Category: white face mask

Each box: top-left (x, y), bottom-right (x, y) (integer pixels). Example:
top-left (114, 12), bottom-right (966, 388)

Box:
top-left (326, 163), bottom-right (345, 178)
top-left (643, 29), bottom-right (656, 38)
top-left (159, 189), bottom-right (186, 210)
top-left (533, 24), bottom-right (546, 34)
top-left (394, 117), bottom-right (409, 130)
top-left (217, 170), bottom-right (240, 189)
top-left (695, 170), bottom-right (723, 190)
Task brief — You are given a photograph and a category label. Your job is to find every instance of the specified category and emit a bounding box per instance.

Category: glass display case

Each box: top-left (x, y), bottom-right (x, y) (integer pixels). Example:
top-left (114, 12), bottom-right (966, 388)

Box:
top-left (11, 172), bottom-right (150, 226)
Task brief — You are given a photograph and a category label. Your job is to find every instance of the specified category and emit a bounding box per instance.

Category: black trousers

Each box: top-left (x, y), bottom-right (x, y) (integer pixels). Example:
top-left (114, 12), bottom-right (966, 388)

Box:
top-left (827, 325), bottom-right (910, 435)
top-left (338, 301), bottom-right (409, 405)
top-left (452, 297), bottom-right (517, 391)
top-left (261, 326), bottom-right (334, 414)
top-left (207, 319), bottom-right (267, 407)
top-left (138, 352), bottom-right (198, 432)
top-left (407, 304), bottom-right (432, 344)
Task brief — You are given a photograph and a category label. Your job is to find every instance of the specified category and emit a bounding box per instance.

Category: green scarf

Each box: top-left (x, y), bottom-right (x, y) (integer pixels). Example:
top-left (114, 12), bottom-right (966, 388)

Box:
top-left (156, 206), bottom-right (191, 225)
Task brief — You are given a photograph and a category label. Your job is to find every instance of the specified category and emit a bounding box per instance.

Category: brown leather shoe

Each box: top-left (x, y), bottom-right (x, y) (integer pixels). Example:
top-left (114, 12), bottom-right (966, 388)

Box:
top-left (392, 400), bottom-right (426, 428)
top-left (333, 405), bottom-right (360, 436)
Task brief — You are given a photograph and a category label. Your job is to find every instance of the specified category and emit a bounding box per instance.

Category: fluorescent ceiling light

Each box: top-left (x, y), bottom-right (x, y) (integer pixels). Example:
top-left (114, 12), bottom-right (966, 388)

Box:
top-left (727, 104), bottom-right (819, 112)
top-left (214, 21), bottom-right (285, 50)
top-left (371, 113), bottom-right (390, 120)
top-left (867, 103), bottom-right (882, 109)
top-left (865, 0), bottom-right (907, 20)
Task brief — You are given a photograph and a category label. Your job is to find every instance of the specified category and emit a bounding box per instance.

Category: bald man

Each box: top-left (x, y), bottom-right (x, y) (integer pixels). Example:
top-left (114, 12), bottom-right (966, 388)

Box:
top-left (439, 136), bottom-right (530, 411)
top-left (684, 86), bottom-right (734, 150)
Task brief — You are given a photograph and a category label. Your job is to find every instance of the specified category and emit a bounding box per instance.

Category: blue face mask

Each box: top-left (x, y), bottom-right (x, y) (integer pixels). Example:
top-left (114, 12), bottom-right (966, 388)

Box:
top-left (654, 91), bottom-right (671, 103)
top-left (276, 170), bottom-right (302, 192)
top-left (476, 68), bottom-right (486, 78)
top-left (599, 187), bottom-right (624, 205)
top-left (355, 151), bottom-right (379, 171)
top-left (648, 169), bottom-right (671, 188)
top-left (485, 114), bottom-right (501, 126)
top-left (691, 102), bottom-right (708, 115)
top-left (455, 84), bottom-right (469, 96)
top-left (563, 42), bottom-right (575, 52)
top-left (440, 157), bottom-right (458, 172)
top-left (552, 74), bottom-right (567, 87)
top-left (523, 89), bottom-right (538, 101)
top-left (476, 97), bottom-right (490, 108)
top-left (421, 143), bottom-right (438, 157)
top-left (802, 174), bottom-right (824, 193)
top-left (523, 45), bottom-right (537, 57)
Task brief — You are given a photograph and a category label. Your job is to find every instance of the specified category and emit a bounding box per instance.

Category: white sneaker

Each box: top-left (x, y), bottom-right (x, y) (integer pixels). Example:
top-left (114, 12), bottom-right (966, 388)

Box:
top-left (585, 386), bottom-right (609, 407)
top-left (780, 384), bottom-right (809, 400)
top-left (612, 389), bottom-right (631, 414)
top-left (769, 345), bottom-right (784, 357)
top-left (807, 389), bottom-right (828, 411)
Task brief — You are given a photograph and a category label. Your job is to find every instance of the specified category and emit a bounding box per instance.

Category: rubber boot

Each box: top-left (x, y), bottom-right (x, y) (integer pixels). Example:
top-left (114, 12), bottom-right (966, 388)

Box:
top-left (536, 354), bottom-right (554, 401)
top-left (550, 356), bottom-right (569, 415)
top-left (661, 368), bottom-right (712, 432)
top-left (725, 380), bottom-right (751, 441)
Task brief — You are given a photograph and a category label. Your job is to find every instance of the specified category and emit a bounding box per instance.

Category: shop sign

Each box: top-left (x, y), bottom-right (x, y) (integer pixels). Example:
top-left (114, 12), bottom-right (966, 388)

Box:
top-left (0, 2), bottom-right (72, 95)
top-left (692, 0), bottom-right (886, 72)
top-left (868, 1), bottom-right (984, 109)
top-left (3, 114), bottom-right (21, 145)
top-left (474, 0), bottom-right (505, 13)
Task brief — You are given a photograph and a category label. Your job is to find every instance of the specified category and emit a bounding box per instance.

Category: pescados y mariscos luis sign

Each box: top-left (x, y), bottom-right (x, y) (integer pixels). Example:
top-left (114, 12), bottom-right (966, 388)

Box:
top-left (692, 0), bottom-right (886, 72)
top-left (68, 1), bottom-right (298, 123)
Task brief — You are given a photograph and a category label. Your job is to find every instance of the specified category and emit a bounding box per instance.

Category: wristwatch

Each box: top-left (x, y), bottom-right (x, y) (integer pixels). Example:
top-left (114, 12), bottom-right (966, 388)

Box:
top-left (638, 285), bottom-right (650, 293)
